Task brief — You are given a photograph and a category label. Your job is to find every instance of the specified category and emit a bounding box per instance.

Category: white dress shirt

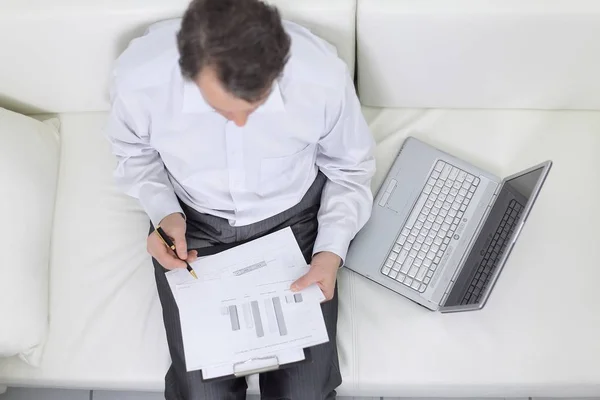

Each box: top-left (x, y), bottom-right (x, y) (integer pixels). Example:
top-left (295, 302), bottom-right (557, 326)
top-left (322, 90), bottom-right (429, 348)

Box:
top-left (106, 19), bottom-right (375, 261)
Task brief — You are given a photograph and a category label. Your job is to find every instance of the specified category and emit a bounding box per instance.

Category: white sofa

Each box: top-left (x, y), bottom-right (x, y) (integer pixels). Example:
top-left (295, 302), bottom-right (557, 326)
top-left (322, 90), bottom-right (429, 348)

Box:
top-left (1, 0), bottom-right (600, 397)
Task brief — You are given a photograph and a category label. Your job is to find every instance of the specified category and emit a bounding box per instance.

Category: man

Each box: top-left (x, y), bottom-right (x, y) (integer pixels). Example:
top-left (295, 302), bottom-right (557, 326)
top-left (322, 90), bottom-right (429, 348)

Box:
top-left (106, 0), bottom-right (375, 398)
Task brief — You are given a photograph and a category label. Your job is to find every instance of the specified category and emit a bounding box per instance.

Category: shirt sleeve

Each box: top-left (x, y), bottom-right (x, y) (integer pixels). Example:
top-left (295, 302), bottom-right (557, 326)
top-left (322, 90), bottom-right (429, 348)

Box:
top-left (313, 73), bottom-right (376, 263)
top-left (105, 92), bottom-right (184, 226)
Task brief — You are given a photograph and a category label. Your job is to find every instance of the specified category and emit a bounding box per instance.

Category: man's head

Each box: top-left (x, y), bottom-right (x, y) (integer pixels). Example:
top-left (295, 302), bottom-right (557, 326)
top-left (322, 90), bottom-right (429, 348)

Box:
top-left (177, 0), bottom-right (291, 126)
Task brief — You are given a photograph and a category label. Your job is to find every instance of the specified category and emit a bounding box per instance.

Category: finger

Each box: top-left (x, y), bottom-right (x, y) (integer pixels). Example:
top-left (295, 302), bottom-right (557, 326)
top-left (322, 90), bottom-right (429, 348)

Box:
top-left (317, 282), bottom-right (334, 302)
top-left (161, 253), bottom-right (186, 270)
top-left (187, 250), bottom-right (199, 263)
top-left (291, 270), bottom-right (318, 292)
top-left (148, 233), bottom-right (185, 269)
top-left (157, 245), bottom-right (186, 269)
top-left (174, 234), bottom-right (188, 260)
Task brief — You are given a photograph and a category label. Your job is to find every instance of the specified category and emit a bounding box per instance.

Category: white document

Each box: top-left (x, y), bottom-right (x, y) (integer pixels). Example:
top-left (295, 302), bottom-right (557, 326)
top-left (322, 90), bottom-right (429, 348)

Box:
top-left (168, 227), bottom-right (329, 377)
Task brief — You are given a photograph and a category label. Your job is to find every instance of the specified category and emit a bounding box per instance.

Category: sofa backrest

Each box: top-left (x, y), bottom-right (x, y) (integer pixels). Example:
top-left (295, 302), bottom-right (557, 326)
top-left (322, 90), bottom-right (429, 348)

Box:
top-left (0, 0), bottom-right (356, 115)
top-left (357, 0), bottom-right (600, 110)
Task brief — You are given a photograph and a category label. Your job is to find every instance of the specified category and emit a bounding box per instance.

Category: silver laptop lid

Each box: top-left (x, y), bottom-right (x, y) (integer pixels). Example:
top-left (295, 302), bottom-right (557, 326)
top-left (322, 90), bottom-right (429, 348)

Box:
top-left (440, 160), bottom-right (553, 312)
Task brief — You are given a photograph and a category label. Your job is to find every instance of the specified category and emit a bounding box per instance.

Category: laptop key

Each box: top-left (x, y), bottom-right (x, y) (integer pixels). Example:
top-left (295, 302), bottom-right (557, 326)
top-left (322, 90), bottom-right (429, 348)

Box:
top-left (382, 267), bottom-right (391, 275)
top-left (449, 167), bottom-right (459, 180)
top-left (440, 164), bottom-right (452, 179)
top-left (416, 266), bottom-right (427, 281)
top-left (411, 280), bottom-right (421, 290)
top-left (397, 250), bottom-right (408, 264)
top-left (400, 262), bottom-right (411, 274)
top-left (408, 265), bottom-right (418, 278)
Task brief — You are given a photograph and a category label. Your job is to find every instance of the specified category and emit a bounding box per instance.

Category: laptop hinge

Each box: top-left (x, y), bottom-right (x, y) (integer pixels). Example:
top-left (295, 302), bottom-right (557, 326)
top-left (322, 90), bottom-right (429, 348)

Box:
top-left (439, 181), bottom-right (501, 307)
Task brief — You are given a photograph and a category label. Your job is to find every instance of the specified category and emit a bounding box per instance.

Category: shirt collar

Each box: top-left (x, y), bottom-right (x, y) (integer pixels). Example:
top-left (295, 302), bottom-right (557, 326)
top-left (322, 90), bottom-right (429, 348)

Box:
top-left (181, 79), bottom-right (285, 114)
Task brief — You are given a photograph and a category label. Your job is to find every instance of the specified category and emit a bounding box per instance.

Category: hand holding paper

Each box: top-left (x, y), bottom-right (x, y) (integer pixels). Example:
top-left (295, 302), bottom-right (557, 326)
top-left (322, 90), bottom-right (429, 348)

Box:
top-left (291, 251), bottom-right (341, 301)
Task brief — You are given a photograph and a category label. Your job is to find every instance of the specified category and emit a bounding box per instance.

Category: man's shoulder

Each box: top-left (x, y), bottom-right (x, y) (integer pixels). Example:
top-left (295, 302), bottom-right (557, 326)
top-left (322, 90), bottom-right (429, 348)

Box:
top-left (282, 21), bottom-right (348, 92)
top-left (111, 19), bottom-right (181, 96)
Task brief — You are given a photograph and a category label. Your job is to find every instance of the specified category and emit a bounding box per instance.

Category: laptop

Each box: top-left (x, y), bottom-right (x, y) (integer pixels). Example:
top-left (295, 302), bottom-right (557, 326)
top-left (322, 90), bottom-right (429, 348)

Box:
top-left (345, 137), bottom-right (552, 312)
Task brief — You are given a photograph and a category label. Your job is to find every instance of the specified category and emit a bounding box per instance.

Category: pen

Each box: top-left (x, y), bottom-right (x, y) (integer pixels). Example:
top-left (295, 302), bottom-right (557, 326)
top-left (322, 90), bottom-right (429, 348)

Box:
top-left (155, 226), bottom-right (198, 279)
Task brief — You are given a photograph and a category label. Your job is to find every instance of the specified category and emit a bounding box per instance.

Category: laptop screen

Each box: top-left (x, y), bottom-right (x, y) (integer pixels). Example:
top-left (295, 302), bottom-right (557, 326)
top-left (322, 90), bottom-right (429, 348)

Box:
top-left (505, 167), bottom-right (544, 201)
top-left (442, 163), bottom-right (551, 310)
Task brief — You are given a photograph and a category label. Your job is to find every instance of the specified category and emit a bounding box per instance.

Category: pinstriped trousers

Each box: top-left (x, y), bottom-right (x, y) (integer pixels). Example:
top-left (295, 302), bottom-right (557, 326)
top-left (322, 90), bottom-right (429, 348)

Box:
top-left (152, 173), bottom-right (342, 399)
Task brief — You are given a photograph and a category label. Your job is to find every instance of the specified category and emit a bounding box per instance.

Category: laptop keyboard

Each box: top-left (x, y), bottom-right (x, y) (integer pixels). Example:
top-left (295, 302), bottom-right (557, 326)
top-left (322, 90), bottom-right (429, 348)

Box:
top-left (381, 160), bottom-right (480, 292)
top-left (461, 199), bottom-right (524, 305)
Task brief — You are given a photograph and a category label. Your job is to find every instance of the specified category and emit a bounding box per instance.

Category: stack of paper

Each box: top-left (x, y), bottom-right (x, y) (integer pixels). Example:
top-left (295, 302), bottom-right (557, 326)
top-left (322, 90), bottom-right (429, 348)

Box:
top-left (165, 227), bottom-right (329, 380)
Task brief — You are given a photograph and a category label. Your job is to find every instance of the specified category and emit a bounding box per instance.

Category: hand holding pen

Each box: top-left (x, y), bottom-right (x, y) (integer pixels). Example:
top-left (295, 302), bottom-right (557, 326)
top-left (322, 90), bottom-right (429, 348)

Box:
top-left (147, 213), bottom-right (198, 278)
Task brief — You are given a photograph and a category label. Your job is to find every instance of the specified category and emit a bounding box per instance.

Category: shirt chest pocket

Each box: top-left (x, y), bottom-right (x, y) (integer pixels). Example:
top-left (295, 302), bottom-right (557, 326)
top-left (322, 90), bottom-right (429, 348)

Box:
top-left (258, 144), bottom-right (317, 197)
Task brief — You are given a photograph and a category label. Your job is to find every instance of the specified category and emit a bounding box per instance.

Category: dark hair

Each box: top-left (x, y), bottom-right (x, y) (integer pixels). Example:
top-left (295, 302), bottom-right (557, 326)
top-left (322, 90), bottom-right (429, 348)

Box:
top-left (177, 0), bottom-right (291, 102)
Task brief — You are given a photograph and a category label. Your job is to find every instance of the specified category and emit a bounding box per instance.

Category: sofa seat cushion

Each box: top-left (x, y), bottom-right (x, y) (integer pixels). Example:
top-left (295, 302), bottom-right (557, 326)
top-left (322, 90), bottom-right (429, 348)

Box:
top-left (2, 108), bottom-right (599, 398)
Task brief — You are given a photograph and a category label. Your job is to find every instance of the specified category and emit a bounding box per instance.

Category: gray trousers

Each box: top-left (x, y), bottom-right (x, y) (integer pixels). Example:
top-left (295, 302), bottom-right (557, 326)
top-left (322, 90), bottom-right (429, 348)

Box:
top-left (152, 173), bottom-right (342, 400)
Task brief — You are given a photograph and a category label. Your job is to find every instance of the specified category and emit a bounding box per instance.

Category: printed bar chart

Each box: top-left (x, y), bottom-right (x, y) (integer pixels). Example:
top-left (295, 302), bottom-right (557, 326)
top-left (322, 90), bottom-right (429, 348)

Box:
top-left (272, 296), bottom-right (288, 336)
top-left (250, 301), bottom-right (264, 338)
